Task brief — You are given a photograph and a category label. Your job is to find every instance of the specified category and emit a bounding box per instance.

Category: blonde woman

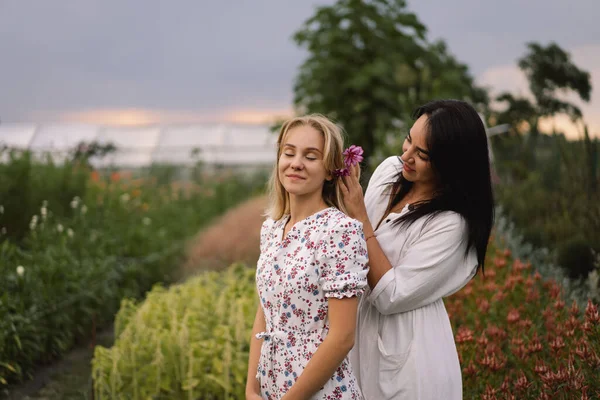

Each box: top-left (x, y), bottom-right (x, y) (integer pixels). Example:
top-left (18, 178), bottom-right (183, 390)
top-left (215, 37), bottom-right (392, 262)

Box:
top-left (245, 115), bottom-right (368, 400)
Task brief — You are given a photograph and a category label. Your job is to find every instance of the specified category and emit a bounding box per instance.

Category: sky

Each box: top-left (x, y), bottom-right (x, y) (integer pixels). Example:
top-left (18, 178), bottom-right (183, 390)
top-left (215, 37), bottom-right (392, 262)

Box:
top-left (1, 0), bottom-right (599, 138)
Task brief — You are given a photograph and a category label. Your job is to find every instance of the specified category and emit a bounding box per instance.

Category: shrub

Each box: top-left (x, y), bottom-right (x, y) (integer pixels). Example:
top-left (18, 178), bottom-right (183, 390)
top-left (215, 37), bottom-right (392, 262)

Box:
top-left (557, 239), bottom-right (596, 280)
top-left (492, 133), bottom-right (600, 291)
top-left (92, 263), bottom-right (257, 400)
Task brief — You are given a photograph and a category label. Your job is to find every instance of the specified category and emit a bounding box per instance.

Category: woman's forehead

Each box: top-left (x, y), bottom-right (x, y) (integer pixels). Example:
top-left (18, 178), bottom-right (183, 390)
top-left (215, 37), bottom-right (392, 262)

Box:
top-left (283, 125), bottom-right (325, 151)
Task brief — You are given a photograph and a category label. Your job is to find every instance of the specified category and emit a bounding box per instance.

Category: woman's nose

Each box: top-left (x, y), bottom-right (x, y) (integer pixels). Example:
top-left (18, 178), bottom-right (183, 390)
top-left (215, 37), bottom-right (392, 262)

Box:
top-left (401, 149), bottom-right (414, 163)
top-left (290, 156), bottom-right (304, 170)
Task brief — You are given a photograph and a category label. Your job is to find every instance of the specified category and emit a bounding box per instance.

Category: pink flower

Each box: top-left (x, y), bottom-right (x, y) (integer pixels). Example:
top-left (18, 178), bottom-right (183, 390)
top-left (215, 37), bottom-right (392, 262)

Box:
top-left (343, 145), bottom-right (364, 167)
top-left (334, 145), bottom-right (364, 177)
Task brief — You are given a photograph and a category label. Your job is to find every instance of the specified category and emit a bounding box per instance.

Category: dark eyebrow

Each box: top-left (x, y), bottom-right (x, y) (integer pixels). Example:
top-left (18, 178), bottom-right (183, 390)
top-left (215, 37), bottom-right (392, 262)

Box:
top-left (283, 143), bottom-right (323, 154)
top-left (407, 131), bottom-right (430, 155)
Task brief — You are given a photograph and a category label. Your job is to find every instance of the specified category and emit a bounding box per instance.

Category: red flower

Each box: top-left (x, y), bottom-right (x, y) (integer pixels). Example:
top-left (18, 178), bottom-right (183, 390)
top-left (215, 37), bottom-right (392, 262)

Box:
top-left (455, 326), bottom-right (474, 343)
top-left (585, 299), bottom-right (600, 324)
top-left (507, 309), bottom-right (520, 324)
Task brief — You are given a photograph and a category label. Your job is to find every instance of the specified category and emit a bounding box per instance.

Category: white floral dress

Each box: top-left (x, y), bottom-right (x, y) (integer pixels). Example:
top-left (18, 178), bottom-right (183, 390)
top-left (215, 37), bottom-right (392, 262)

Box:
top-left (256, 207), bottom-right (368, 400)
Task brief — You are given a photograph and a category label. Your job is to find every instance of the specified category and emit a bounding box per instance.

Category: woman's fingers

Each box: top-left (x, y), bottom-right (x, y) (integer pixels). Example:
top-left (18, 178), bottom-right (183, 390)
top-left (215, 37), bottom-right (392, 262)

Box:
top-left (340, 177), bottom-right (349, 194)
top-left (348, 166), bottom-right (361, 191)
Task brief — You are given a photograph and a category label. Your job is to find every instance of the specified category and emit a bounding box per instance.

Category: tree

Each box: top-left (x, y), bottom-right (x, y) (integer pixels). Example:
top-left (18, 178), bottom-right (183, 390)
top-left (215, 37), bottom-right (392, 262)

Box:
top-left (519, 42), bottom-right (591, 122)
top-left (493, 42), bottom-right (592, 169)
top-left (293, 0), bottom-right (488, 169)
top-left (494, 42), bottom-right (591, 137)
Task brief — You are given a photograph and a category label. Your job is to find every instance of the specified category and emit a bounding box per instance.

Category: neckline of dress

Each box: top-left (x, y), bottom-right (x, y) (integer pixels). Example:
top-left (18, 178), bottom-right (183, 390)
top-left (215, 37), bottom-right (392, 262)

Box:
top-left (375, 203), bottom-right (411, 232)
top-left (278, 206), bottom-right (336, 243)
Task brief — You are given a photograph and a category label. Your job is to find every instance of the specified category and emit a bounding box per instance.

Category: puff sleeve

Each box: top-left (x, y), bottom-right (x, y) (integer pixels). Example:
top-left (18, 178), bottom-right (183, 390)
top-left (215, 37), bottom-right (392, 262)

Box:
top-left (317, 218), bottom-right (369, 299)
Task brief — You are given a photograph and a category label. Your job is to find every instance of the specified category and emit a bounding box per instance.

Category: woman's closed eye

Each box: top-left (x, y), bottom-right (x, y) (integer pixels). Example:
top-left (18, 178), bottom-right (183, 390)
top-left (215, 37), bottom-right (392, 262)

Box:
top-left (417, 151), bottom-right (429, 161)
top-left (406, 135), bottom-right (429, 161)
top-left (283, 152), bottom-right (318, 161)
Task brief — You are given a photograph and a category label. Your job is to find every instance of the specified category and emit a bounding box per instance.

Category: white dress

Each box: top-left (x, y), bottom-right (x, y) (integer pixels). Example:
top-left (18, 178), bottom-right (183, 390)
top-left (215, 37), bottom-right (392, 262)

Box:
top-left (256, 207), bottom-right (369, 400)
top-left (350, 156), bottom-right (478, 400)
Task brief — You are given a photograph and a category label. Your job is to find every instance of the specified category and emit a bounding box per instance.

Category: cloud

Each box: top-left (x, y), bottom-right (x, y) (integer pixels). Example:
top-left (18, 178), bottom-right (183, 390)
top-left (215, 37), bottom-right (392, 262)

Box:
top-left (44, 107), bottom-right (294, 126)
top-left (1, 0), bottom-right (599, 132)
top-left (477, 44), bottom-right (600, 139)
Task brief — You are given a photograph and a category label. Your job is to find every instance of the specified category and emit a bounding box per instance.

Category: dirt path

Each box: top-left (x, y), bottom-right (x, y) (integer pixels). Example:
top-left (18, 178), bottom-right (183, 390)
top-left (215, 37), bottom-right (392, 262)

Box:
top-left (3, 328), bottom-right (113, 400)
top-left (182, 194), bottom-right (267, 274)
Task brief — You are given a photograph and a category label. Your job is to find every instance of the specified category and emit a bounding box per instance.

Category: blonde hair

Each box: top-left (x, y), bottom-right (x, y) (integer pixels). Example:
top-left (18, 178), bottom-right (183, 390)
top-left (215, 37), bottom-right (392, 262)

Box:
top-left (265, 114), bottom-right (355, 220)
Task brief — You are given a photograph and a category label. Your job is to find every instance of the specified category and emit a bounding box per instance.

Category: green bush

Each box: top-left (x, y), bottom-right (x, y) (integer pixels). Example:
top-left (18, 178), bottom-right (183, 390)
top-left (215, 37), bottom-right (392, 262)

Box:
top-left (557, 239), bottom-right (596, 280)
top-left (0, 149), bottom-right (89, 243)
top-left (493, 133), bottom-right (600, 286)
top-left (92, 263), bottom-right (257, 400)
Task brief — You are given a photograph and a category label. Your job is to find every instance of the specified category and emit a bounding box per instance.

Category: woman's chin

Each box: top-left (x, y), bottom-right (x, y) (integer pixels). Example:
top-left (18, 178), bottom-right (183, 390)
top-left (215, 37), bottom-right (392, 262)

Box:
top-left (401, 171), bottom-right (415, 181)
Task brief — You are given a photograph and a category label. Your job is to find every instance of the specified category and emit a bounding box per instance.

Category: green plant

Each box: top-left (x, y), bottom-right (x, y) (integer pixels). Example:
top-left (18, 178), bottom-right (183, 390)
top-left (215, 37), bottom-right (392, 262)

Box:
top-left (0, 149), bottom-right (89, 243)
top-left (557, 239), bottom-right (596, 280)
top-left (0, 154), bottom-right (266, 390)
top-left (92, 263), bottom-right (257, 400)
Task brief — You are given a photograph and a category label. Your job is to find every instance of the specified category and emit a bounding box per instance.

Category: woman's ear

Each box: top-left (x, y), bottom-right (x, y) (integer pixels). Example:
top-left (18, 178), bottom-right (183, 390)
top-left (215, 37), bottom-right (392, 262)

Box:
top-left (325, 170), bottom-right (333, 182)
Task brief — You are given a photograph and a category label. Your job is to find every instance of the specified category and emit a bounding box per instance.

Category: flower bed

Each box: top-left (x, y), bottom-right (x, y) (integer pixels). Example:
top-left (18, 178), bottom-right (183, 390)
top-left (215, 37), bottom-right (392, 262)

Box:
top-left (448, 246), bottom-right (600, 399)
top-left (0, 153), bottom-right (265, 389)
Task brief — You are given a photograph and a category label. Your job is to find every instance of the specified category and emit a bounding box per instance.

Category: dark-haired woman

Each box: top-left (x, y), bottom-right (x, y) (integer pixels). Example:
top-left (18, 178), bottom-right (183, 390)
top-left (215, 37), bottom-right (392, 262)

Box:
top-left (341, 100), bottom-right (495, 399)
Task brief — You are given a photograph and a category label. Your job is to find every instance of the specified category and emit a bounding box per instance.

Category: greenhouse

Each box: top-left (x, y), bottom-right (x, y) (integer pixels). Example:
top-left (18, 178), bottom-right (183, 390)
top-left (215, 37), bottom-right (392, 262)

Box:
top-left (0, 122), bottom-right (278, 168)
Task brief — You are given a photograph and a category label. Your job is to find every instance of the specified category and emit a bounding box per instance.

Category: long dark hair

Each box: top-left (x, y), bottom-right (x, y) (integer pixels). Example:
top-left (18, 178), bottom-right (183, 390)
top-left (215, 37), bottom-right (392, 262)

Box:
top-left (388, 99), bottom-right (494, 273)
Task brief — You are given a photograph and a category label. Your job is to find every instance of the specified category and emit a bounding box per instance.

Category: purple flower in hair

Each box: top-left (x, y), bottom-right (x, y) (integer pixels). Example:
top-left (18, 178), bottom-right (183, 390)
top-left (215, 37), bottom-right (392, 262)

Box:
top-left (334, 145), bottom-right (364, 177)
top-left (333, 168), bottom-right (350, 177)
top-left (343, 145), bottom-right (364, 167)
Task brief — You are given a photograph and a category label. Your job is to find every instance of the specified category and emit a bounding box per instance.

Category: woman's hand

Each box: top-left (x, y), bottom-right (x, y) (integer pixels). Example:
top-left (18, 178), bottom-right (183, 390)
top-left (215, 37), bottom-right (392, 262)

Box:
top-left (340, 164), bottom-right (369, 225)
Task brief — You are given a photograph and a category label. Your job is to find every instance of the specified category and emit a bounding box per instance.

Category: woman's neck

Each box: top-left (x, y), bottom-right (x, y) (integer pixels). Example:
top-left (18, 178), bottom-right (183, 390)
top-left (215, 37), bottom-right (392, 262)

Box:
top-left (288, 194), bottom-right (329, 225)
top-left (405, 181), bottom-right (436, 203)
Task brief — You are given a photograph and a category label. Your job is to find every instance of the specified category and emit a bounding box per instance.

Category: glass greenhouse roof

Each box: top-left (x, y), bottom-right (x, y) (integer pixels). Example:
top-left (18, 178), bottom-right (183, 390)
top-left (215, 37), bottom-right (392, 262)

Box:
top-left (0, 123), bottom-right (278, 167)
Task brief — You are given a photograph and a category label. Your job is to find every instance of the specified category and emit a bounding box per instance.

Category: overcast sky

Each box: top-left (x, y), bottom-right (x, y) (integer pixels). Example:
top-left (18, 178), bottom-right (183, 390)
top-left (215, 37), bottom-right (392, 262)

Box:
top-left (1, 0), bottom-right (599, 137)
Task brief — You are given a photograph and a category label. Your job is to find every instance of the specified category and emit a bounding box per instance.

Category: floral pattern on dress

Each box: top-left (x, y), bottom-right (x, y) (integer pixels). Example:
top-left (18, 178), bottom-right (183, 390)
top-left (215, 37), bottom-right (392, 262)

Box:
top-left (255, 207), bottom-right (368, 400)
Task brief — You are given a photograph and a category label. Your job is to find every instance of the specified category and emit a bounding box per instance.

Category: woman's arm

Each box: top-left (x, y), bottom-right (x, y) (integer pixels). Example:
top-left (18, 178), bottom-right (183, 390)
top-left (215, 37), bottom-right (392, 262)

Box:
top-left (246, 305), bottom-right (266, 399)
top-left (341, 164), bottom-right (477, 314)
top-left (340, 163), bottom-right (394, 288)
top-left (282, 297), bottom-right (359, 400)
top-left (367, 216), bottom-right (477, 314)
